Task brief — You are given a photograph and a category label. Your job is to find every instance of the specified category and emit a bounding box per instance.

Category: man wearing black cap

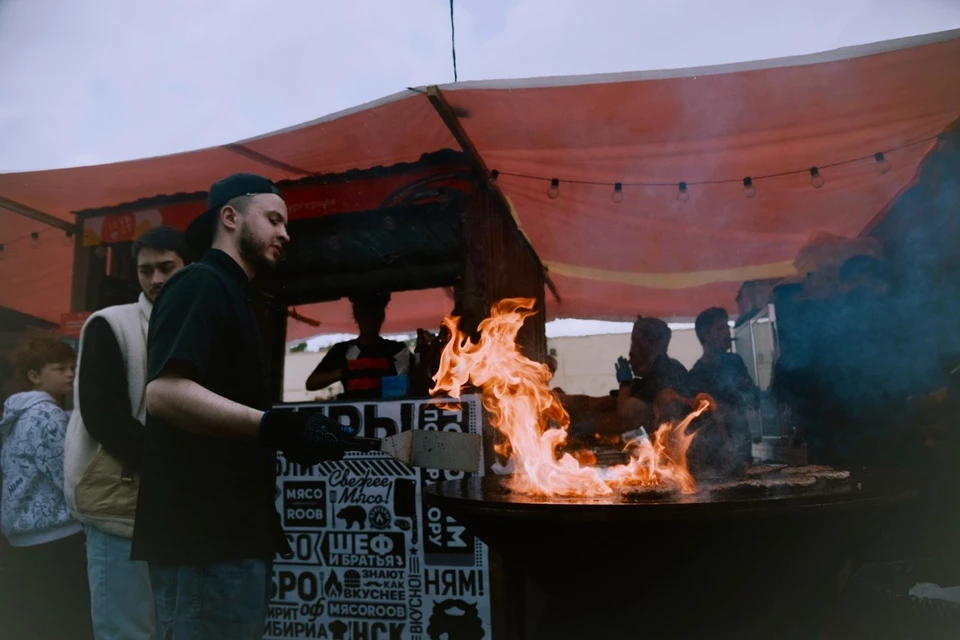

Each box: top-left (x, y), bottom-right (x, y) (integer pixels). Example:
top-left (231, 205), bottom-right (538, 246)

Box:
top-left (132, 173), bottom-right (347, 638)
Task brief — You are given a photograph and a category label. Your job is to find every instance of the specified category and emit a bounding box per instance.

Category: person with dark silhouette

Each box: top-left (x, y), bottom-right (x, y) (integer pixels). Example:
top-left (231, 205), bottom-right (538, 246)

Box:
top-left (561, 317), bottom-right (690, 439)
top-left (689, 307), bottom-right (758, 474)
top-left (306, 293), bottom-right (411, 400)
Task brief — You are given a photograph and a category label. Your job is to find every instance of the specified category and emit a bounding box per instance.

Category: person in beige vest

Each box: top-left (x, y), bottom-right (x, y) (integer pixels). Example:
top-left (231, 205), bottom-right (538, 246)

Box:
top-left (65, 226), bottom-right (188, 640)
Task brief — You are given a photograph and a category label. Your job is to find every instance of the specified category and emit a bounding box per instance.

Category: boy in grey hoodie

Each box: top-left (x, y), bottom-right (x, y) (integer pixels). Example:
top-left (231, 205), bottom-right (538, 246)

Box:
top-left (0, 338), bottom-right (93, 640)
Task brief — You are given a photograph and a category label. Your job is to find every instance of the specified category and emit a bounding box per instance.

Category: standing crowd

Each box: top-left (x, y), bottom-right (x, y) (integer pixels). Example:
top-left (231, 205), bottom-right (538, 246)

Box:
top-left (0, 173), bottom-right (349, 639)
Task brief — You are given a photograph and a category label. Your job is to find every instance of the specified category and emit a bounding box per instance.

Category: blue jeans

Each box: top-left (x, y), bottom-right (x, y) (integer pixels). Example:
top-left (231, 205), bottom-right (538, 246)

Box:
top-left (149, 559), bottom-right (271, 640)
top-left (86, 526), bottom-right (156, 640)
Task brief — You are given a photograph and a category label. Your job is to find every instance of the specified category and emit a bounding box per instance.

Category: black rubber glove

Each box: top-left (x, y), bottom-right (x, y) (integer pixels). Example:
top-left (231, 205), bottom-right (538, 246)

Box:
top-left (259, 409), bottom-right (349, 465)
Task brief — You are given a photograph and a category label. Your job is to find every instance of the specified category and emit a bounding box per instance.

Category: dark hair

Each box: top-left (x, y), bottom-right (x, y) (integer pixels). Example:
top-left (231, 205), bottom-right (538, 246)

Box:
top-left (695, 307), bottom-right (729, 344)
top-left (349, 292), bottom-right (392, 312)
top-left (14, 338), bottom-right (76, 385)
top-left (224, 195), bottom-right (253, 214)
top-left (632, 316), bottom-right (671, 352)
top-left (839, 254), bottom-right (889, 286)
top-left (132, 225), bottom-right (190, 262)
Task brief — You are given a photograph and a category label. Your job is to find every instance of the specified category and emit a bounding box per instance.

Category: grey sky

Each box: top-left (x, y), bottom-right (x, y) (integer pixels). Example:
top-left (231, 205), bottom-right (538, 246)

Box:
top-left (1, 0), bottom-right (959, 172)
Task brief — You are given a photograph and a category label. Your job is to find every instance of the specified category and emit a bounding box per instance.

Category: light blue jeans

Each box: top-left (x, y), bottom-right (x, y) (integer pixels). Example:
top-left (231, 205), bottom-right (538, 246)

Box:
top-left (85, 525), bottom-right (156, 640)
top-left (149, 559), bottom-right (271, 640)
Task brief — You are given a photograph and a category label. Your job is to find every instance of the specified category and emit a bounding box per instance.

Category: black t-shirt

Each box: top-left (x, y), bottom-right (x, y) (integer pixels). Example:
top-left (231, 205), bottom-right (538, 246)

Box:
top-left (131, 250), bottom-right (278, 565)
top-left (315, 338), bottom-right (410, 400)
top-left (689, 352), bottom-right (756, 409)
top-left (629, 355), bottom-right (691, 403)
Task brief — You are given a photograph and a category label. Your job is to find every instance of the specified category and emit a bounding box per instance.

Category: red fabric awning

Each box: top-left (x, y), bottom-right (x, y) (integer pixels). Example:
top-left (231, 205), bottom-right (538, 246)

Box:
top-left (2, 30), bottom-right (959, 336)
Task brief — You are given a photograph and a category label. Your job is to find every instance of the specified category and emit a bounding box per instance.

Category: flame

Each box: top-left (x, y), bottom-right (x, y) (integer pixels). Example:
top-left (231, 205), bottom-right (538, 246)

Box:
top-left (431, 297), bottom-right (712, 497)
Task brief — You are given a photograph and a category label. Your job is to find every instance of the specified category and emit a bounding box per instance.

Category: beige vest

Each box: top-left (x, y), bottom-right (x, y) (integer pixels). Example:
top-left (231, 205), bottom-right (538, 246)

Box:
top-left (64, 293), bottom-right (151, 539)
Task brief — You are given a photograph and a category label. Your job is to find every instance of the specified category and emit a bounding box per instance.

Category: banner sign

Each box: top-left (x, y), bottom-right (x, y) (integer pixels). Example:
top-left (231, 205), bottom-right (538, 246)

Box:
top-left (81, 164), bottom-right (472, 247)
top-left (266, 395), bottom-right (490, 640)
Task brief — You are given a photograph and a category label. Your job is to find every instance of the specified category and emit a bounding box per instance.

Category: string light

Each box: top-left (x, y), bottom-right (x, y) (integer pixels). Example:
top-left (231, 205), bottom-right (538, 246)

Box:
top-left (490, 169), bottom-right (499, 183)
top-left (809, 167), bottom-right (825, 189)
top-left (547, 178), bottom-right (560, 199)
top-left (0, 243), bottom-right (4, 261)
top-left (611, 182), bottom-right (623, 203)
top-left (874, 152), bottom-right (891, 174)
top-left (29, 232), bottom-right (40, 249)
top-left (489, 135), bottom-right (932, 202)
top-left (62, 230), bottom-right (75, 247)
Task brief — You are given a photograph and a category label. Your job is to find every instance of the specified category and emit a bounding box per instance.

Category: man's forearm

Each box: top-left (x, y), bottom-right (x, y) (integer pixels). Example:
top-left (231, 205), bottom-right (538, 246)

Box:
top-left (306, 369), bottom-right (342, 391)
top-left (146, 376), bottom-right (263, 440)
top-left (617, 386), bottom-right (651, 425)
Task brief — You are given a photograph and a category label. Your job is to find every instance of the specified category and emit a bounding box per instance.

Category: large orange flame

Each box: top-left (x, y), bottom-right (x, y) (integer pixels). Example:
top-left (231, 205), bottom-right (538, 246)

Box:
top-left (431, 298), bottom-right (711, 497)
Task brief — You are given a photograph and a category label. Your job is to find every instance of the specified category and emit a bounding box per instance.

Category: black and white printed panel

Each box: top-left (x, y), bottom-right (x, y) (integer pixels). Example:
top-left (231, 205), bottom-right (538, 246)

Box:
top-left (267, 395), bottom-right (491, 640)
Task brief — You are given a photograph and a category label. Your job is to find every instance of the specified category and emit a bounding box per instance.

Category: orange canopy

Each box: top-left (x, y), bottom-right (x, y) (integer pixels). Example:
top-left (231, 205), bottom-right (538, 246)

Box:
top-left (2, 29), bottom-right (959, 339)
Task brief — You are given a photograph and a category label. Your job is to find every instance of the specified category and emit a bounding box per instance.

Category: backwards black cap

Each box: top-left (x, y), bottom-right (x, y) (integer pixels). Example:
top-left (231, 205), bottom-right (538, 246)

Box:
top-left (186, 173), bottom-right (281, 251)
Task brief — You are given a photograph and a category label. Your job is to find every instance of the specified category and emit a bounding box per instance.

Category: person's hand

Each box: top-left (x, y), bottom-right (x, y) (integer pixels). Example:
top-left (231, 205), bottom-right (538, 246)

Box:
top-left (615, 357), bottom-right (633, 385)
top-left (259, 410), bottom-right (348, 466)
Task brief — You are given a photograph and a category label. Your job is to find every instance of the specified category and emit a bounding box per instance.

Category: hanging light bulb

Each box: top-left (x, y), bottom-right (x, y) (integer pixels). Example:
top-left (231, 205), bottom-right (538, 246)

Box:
top-left (547, 178), bottom-right (560, 199)
top-left (0, 243), bottom-right (5, 261)
top-left (62, 230), bottom-right (75, 247)
top-left (874, 152), bottom-right (891, 174)
top-left (677, 181), bottom-right (689, 202)
top-left (29, 232), bottom-right (40, 249)
top-left (490, 169), bottom-right (499, 183)
top-left (743, 177), bottom-right (757, 198)
top-left (809, 167), bottom-right (825, 189)
top-left (611, 182), bottom-right (624, 203)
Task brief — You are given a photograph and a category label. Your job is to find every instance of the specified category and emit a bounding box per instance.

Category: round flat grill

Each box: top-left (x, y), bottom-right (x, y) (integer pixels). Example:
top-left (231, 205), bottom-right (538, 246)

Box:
top-left (426, 471), bottom-right (915, 522)
top-left (425, 471), bottom-right (918, 639)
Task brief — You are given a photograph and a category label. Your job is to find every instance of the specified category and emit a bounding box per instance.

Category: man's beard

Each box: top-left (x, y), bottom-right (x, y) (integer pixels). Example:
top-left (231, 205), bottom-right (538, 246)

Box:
top-left (237, 221), bottom-right (278, 275)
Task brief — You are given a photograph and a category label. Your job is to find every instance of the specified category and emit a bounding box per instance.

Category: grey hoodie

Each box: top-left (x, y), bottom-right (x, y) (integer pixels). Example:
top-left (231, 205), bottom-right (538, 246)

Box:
top-left (0, 390), bottom-right (82, 546)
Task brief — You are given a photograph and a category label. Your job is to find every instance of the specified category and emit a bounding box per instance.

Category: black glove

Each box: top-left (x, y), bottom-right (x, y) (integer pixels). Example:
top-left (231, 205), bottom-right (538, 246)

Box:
top-left (259, 409), bottom-right (349, 466)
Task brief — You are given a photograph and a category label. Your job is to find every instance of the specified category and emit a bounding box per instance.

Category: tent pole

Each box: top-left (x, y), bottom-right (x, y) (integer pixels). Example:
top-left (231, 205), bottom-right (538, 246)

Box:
top-left (0, 196), bottom-right (76, 233)
top-left (425, 85), bottom-right (562, 304)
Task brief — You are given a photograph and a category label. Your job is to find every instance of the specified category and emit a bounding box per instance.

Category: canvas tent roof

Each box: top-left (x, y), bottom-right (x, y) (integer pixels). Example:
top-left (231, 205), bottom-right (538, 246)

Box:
top-left (1, 29), bottom-right (959, 339)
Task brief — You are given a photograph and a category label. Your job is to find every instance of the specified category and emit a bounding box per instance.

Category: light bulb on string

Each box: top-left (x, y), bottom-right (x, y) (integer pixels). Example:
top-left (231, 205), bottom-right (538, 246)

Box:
top-left (809, 167), bottom-right (825, 189)
top-left (490, 169), bottom-right (499, 183)
top-left (743, 177), bottom-right (756, 198)
top-left (611, 182), bottom-right (623, 203)
top-left (547, 178), bottom-right (560, 199)
top-left (677, 181), bottom-right (689, 202)
top-left (874, 152), bottom-right (891, 174)
top-left (29, 232), bottom-right (40, 249)
top-left (0, 243), bottom-right (5, 261)
top-left (62, 230), bottom-right (75, 247)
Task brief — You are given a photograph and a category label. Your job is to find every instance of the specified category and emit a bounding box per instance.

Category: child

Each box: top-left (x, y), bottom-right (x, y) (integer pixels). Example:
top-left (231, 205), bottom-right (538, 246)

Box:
top-left (0, 338), bottom-right (92, 640)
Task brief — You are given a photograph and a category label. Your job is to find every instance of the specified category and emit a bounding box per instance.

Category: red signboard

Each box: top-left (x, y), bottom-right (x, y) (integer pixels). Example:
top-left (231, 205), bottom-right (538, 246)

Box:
top-left (82, 163), bottom-right (473, 247)
top-left (60, 312), bottom-right (92, 339)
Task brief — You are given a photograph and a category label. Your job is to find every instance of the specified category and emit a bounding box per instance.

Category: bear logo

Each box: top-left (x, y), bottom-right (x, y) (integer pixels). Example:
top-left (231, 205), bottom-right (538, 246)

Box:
top-left (337, 505), bottom-right (367, 530)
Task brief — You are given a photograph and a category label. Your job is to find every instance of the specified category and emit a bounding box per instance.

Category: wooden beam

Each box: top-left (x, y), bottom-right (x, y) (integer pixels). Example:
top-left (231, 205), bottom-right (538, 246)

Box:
top-left (425, 85), bottom-right (562, 304)
top-left (0, 196), bottom-right (77, 233)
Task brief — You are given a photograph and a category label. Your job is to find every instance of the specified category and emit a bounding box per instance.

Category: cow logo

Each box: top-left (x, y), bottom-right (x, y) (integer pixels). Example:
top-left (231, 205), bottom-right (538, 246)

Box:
top-left (427, 599), bottom-right (485, 639)
top-left (337, 505), bottom-right (366, 529)
top-left (368, 506), bottom-right (391, 530)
